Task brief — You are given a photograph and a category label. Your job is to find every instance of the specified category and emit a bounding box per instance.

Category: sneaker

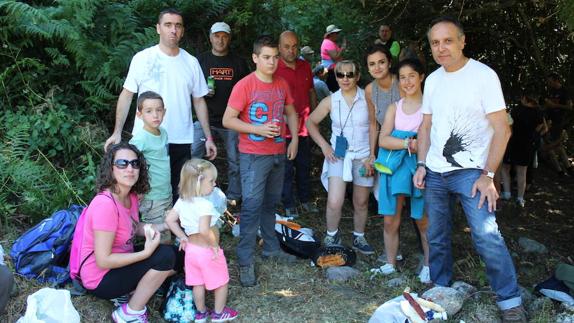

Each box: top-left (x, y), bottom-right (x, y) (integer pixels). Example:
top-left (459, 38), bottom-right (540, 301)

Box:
top-left (502, 305), bottom-right (527, 323)
top-left (352, 235), bottom-right (375, 255)
top-left (370, 263), bottom-right (396, 276)
top-left (211, 306), bottom-right (239, 322)
top-left (301, 202), bottom-right (319, 213)
top-left (501, 191), bottom-right (511, 200)
top-left (109, 294), bottom-right (129, 307)
top-left (377, 252), bottom-right (403, 263)
top-left (239, 264), bottom-right (256, 287)
top-left (194, 309), bottom-right (211, 323)
top-left (323, 232), bottom-right (342, 247)
top-left (418, 265), bottom-right (431, 284)
top-left (516, 198), bottom-right (525, 208)
top-left (285, 207), bottom-right (299, 218)
top-left (111, 303), bottom-right (148, 323)
top-left (262, 249), bottom-right (297, 263)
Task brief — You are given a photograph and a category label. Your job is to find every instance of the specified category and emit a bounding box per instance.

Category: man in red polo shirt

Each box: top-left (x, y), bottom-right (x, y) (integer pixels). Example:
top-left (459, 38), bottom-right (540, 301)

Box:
top-left (276, 30), bottom-right (319, 218)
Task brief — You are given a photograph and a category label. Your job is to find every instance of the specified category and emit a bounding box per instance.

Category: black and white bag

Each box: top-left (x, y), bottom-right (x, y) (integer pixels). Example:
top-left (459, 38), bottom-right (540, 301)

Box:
top-left (275, 222), bottom-right (320, 259)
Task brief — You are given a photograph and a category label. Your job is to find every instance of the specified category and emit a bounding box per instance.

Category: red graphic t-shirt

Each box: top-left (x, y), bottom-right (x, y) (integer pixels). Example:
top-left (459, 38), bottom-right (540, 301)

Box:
top-left (228, 73), bottom-right (294, 155)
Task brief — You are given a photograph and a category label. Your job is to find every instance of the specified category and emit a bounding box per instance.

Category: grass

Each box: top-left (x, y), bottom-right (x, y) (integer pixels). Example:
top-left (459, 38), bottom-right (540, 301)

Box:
top-left (1, 163), bottom-right (571, 322)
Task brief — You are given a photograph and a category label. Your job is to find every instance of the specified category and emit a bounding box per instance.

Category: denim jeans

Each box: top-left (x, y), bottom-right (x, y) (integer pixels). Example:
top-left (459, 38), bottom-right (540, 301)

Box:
top-left (236, 153), bottom-right (285, 266)
top-left (192, 121), bottom-right (242, 200)
top-left (282, 136), bottom-right (311, 208)
top-left (424, 168), bottom-right (521, 310)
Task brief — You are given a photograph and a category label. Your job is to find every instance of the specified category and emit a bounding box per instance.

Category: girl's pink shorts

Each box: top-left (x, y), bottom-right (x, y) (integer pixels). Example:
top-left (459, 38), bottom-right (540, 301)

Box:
top-left (184, 244), bottom-right (229, 290)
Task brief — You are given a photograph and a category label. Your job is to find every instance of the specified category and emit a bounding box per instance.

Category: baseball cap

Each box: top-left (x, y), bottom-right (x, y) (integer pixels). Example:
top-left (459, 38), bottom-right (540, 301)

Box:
top-left (211, 22), bottom-right (231, 34)
top-left (301, 46), bottom-right (314, 55)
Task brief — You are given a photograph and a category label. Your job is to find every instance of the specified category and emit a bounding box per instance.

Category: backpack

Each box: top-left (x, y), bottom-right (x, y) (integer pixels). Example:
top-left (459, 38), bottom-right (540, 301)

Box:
top-left (275, 221), bottom-right (321, 259)
top-left (10, 205), bottom-right (84, 285)
top-left (162, 276), bottom-right (196, 323)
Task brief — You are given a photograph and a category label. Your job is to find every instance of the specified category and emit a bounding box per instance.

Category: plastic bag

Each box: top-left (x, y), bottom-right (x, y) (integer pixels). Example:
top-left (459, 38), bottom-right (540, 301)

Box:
top-left (17, 288), bottom-right (80, 323)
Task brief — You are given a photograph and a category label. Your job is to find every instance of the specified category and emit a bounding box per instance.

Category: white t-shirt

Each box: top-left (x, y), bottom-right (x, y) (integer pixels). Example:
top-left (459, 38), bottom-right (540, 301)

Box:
top-left (421, 59), bottom-right (506, 173)
top-left (124, 45), bottom-right (209, 144)
top-left (173, 196), bottom-right (220, 235)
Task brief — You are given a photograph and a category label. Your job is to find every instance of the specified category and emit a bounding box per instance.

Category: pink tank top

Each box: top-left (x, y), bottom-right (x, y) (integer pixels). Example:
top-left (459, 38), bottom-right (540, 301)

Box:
top-left (394, 98), bottom-right (423, 132)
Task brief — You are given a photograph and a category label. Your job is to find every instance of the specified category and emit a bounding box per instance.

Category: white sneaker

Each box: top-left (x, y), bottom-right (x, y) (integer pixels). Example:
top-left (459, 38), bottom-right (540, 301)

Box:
top-left (370, 263), bottom-right (396, 275)
top-left (418, 265), bottom-right (431, 284)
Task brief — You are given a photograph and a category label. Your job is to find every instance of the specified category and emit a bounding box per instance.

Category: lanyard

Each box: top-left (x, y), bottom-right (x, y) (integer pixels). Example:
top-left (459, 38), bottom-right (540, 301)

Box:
top-left (338, 98), bottom-right (356, 136)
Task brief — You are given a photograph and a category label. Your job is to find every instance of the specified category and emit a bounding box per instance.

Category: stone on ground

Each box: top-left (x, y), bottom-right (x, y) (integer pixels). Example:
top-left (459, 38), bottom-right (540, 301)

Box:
top-left (518, 237), bottom-right (548, 254)
top-left (325, 266), bottom-right (360, 281)
top-left (421, 286), bottom-right (464, 316)
top-left (452, 281), bottom-right (477, 299)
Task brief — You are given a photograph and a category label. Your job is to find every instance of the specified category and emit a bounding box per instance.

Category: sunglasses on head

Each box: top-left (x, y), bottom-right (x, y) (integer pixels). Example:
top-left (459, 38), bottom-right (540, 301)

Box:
top-left (113, 159), bottom-right (141, 169)
top-left (336, 71), bottom-right (355, 79)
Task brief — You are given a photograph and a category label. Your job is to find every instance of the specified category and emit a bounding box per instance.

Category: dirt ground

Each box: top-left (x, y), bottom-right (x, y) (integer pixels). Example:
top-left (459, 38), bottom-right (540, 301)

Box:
top-left (1, 154), bottom-right (572, 322)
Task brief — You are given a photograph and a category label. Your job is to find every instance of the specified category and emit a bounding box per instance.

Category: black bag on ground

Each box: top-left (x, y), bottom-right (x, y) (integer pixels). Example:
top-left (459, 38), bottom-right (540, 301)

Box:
top-left (275, 222), bottom-right (320, 259)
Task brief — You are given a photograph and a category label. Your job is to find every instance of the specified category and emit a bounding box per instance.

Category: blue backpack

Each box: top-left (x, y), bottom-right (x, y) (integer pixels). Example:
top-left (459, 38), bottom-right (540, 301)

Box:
top-left (10, 205), bottom-right (84, 285)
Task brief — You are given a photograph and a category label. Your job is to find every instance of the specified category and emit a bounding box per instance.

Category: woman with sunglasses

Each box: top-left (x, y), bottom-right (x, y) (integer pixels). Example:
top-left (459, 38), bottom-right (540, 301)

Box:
top-left (78, 142), bottom-right (176, 323)
top-left (307, 60), bottom-right (377, 255)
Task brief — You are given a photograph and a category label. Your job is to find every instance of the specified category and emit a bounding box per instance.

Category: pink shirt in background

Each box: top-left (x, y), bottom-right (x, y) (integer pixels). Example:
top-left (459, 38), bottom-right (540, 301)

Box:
top-left (79, 192), bottom-right (139, 290)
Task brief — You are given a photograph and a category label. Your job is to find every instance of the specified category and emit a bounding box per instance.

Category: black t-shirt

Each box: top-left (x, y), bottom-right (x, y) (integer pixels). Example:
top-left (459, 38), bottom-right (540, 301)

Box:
top-left (197, 51), bottom-right (250, 127)
top-left (545, 87), bottom-right (570, 139)
top-left (511, 104), bottom-right (544, 145)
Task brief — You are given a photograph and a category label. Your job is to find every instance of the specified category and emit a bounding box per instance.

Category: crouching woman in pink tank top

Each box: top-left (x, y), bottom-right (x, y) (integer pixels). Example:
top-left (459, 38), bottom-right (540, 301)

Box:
top-left (79, 142), bottom-right (176, 323)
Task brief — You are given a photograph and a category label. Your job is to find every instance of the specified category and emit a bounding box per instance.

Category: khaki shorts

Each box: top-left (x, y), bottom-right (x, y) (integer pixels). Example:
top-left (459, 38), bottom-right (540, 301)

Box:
top-left (139, 197), bottom-right (172, 243)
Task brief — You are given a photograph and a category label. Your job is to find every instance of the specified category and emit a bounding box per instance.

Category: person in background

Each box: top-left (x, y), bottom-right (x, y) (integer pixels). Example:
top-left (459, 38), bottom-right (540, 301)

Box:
top-left (307, 60), bottom-right (376, 255)
top-left (321, 24), bottom-right (346, 92)
top-left (500, 91), bottom-right (547, 208)
top-left (300, 45), bottom-right (315, 62)
top-left (374, 24), bottom-right (401, 68)
top-left (0, 244), bottom-right (14, 314)
top-left (276, 30), bottom-right (319, 218)
top-left (313, 66), bottom-right (331, 103)
top-left (197, 22), bottom-right (250, 206)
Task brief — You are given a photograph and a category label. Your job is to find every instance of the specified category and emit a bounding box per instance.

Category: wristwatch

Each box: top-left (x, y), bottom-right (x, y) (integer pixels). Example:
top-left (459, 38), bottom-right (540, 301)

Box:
top-left (481, 169), bottom-right (495, 179)
top-left (416, 161), bottom-right (426, 169)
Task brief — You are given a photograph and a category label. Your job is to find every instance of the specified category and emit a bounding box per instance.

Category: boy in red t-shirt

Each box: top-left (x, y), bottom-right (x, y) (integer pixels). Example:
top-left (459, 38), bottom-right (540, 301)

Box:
top-left (223, 35), bottom-right (299, 287)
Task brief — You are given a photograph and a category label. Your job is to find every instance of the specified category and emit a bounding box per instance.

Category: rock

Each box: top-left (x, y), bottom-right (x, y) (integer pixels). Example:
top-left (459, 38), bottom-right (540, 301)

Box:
top-left (461, 302), bottom-right (501, 323)
top-left (325, 266), bottom-right (360, 281)
top-left (527, 296), bottom-right (553, 314)
top-left (556, 312), bottom-right (574, 323)
top-left (452, 281), bottom-right (477, 299)
top-left (422, 286), bottom-right (464, 316)
top-left (519, 285), bottom-right (534, 306)
top-left (385, 276), bottom-right (406, 288)
top-left (518, 237), bottom-right (548, 254)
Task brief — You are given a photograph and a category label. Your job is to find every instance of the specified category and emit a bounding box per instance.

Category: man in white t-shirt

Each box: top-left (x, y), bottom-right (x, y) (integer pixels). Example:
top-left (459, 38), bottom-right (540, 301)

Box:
top-left (413, 17), bottom-right (525, 323)
top-left (104, 8), bottom-right (217, 201)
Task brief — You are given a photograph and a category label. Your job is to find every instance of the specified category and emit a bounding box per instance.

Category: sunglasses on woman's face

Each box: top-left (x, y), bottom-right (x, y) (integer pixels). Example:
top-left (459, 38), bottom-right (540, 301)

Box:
top-left (336, 71), bottom-right (355, 79)
top-left (113, 159), bottom-right (141, 169)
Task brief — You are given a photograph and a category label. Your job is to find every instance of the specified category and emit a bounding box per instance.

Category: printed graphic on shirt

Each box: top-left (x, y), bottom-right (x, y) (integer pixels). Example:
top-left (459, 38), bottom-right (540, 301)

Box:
top-left (210, 67), bottom-right (234, 81)
top-left (247, 89), bottom-right (285, 143)
top-left (442, 108), bottom-right (486, 169)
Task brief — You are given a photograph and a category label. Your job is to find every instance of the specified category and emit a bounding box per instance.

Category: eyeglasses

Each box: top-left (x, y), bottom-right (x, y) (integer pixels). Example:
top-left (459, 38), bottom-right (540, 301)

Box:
top-left (336, 71), bottom-right (355, 79)
top-left (113, 159), bottom-right (141, 169)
